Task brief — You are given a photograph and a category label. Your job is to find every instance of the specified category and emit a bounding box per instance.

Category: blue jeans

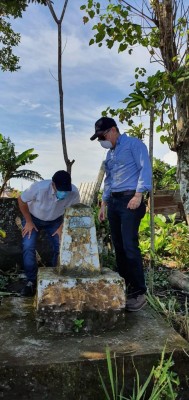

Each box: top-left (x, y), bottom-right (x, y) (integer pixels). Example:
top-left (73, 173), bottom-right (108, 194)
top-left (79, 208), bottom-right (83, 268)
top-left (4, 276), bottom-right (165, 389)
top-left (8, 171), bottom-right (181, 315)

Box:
top-left (22, 215), bottom-right (63, 282)
top-left (107, 195), bottom-right (146, 295)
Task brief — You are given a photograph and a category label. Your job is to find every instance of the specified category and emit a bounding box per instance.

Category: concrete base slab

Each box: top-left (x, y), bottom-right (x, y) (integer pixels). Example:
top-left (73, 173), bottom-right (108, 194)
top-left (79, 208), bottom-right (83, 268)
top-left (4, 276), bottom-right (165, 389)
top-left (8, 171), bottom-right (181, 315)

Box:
top-left (0, 297), bottom-right (189, 399)
top-left (36, 267), bottom-right (126, 333)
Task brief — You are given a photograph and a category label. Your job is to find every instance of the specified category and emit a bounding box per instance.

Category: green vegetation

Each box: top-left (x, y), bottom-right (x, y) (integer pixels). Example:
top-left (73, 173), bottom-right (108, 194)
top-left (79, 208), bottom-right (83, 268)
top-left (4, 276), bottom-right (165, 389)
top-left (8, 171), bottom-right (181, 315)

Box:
top-left (139, 213), bottom-right (189, 269)
top-left (99, 347), bottom-right (180, 399)
top-left (147, 291), bottom-right (189, 342)
top-left (94, 206), bottom-right (189, 270)
top-left (0, 0), bottom-right (47, 71)
top-left (0, 134), bottom-right (43, 196)
top-left (153, 158), bottom-right (178, 191)
top-left (0, 274), bottom-right (8, 290)
top-left (73, 318), bottom-right (85, 333)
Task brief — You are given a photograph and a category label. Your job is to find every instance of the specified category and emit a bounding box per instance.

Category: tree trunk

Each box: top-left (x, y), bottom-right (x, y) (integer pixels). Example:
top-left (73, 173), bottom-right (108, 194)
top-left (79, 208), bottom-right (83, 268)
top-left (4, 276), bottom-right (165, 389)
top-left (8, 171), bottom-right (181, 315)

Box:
top-left (57, 22), bottom-right (74, 175)
top-left (177, 141), bottom-right (189, 224)
top-left (153, 0), bottom-right (189, 223)
top-left (47, 0), bottom-right (74, 175)
top-left (0, 174), bottom-right (10, 197)
top-left (0, 181), bottom-right (8, 197)
top-left (175, 80), bottom-right (189, 223)
top-left (149, 104), bottom-right (155, 293)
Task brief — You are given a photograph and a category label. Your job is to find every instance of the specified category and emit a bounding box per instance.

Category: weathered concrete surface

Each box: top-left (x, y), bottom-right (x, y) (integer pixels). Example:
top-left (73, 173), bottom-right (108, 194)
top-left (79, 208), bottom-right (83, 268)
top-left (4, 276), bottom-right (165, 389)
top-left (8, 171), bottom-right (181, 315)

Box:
top-left (36, 267), bottom-right (126, 333)
top-left (0, 297), bottom-right (189, 399)
top-left (59, 205), bottom-right (100, 275)
top-left (37, 206), bottom-right (126, 334)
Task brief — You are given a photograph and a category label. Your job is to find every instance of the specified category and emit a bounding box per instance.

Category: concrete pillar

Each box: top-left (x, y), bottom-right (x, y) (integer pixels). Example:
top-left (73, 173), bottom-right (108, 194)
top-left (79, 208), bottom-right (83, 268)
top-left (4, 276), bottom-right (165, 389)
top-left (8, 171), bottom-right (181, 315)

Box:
top-left (59, 204), bottom-right (100, 275)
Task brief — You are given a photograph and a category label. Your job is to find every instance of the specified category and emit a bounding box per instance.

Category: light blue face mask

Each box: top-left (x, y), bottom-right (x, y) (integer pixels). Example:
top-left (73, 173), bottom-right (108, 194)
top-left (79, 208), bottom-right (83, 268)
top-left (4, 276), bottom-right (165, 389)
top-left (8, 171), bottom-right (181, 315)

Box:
top-left (56, 191), bottom-right (69, 200)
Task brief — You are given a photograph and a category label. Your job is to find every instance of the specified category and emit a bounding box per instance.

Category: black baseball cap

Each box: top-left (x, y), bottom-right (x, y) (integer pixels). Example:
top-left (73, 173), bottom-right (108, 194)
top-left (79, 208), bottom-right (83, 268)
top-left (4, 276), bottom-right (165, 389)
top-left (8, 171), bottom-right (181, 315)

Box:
top-left (90, 117), bottom-right (117, 141)
top-left (52, 170), bottom-right (72, 191)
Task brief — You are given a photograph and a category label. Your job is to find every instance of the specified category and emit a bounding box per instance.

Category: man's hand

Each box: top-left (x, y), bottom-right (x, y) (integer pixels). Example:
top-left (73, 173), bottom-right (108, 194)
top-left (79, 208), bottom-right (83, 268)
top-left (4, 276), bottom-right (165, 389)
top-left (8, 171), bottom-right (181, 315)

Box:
top-left (98, 203), bottom-right (107, 222)
top-left (52, 223), bottom-right (63, 241)
top-left (127, 193), bottom-right (142, 210)
top-left (22, 221), bottom-right (38, 238)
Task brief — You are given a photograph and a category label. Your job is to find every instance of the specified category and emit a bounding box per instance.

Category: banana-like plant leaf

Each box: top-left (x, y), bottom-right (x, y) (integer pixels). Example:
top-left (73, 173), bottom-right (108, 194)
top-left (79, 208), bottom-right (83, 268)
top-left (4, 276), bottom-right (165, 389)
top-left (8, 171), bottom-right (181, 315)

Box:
top-left (15, 148), bottom-right (38, 164)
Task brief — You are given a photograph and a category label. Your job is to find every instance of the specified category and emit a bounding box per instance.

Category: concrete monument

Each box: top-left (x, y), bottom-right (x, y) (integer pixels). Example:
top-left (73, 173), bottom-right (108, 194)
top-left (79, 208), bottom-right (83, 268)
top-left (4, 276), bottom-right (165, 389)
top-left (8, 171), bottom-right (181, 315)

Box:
top-left (36, 204), bottom-right (126, 333)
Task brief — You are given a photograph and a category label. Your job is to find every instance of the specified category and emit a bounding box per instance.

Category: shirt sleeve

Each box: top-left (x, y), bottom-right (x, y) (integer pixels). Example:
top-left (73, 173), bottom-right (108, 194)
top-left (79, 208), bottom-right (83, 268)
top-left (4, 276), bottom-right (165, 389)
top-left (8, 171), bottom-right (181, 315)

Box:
top-left (131, 140), bottom-right (152, 193)
top-left (20, 182), bottom-right (39, 203)
top-left (102, 162), bottom-right (111, 201)
top-left (70, 186), bottom-right (80, 205)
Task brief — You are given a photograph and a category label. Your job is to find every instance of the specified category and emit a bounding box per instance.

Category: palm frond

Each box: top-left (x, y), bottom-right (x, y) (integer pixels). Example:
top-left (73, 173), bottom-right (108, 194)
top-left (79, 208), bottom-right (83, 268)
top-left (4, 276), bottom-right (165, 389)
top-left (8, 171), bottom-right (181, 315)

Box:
top-left (12, 169), bottom-right (43, 181)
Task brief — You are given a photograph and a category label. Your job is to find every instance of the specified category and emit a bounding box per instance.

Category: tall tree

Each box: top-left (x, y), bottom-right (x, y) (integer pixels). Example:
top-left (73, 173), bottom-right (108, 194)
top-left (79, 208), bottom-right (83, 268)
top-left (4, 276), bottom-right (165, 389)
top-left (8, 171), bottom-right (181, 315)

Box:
top-left (46, 0), bottom-right (75, 174)
top-left (0, 134), bottom-right (43, 196)
top-left (1, 0), bottom-right (74, 175)
top-left (81, 0), bottom-right (189, 223)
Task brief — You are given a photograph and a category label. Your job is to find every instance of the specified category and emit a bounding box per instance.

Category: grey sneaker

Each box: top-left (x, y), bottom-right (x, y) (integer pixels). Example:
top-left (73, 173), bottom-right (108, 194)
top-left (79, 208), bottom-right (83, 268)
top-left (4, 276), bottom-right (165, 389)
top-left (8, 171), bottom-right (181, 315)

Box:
top-left (126, 294), bottom-right (147, 312)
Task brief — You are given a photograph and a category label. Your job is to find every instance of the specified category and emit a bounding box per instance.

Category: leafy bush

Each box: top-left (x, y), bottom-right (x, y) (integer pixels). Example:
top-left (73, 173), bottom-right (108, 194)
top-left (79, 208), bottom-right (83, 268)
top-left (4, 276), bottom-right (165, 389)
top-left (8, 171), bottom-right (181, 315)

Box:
top-left (139, 213), bottom-right (189, 268)
top-left (153, 158), bottom-right (178, 191)
top-left (93, 198), bottom-right (189, 269)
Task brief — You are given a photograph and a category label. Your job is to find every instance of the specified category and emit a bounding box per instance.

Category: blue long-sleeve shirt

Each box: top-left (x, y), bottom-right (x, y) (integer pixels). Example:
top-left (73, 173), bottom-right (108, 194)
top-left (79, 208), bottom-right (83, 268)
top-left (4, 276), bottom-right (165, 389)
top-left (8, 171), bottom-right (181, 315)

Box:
top-left (102, 134), bottom-right (152, 201)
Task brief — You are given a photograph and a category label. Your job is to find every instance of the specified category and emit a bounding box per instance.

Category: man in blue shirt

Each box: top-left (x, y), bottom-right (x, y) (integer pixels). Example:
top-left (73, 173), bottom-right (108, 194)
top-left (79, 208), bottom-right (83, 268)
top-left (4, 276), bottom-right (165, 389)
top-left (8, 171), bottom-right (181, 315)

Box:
top-left (90, 117), bottom-right (152, 311)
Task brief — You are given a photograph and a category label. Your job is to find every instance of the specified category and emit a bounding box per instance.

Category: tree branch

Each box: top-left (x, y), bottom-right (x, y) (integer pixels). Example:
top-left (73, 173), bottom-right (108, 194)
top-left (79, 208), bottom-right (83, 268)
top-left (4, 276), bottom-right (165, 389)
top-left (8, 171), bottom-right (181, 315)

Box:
top-left (120, 0), bottom-right (157, 26)
top-left (46, 0), bottom-right (58, 24)
top-left (60, 0), bottom-right (69, 23)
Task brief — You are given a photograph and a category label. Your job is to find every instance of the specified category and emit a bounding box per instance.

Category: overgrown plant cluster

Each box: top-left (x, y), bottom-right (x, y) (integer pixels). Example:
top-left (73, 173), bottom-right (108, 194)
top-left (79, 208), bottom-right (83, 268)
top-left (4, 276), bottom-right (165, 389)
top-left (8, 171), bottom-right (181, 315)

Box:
top-left (99, 347), bottom-right (180, 400)
top-left (0, 134), bottom-right (42, 196)
top-left (139, 213), bottom-right (189, 269)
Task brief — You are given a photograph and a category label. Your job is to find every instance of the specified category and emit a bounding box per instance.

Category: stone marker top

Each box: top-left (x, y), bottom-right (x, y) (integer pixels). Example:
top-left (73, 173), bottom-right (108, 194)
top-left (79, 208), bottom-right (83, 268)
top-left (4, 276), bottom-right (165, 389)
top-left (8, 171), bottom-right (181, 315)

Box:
top-left (59, 204), bottom-right (100, 275)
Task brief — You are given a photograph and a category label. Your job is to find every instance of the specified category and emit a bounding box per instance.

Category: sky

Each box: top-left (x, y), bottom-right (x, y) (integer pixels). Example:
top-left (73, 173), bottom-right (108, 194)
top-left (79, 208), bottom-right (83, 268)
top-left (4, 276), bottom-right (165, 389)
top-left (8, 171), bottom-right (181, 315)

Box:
top-left (1, 0), bottom-right (177, 192)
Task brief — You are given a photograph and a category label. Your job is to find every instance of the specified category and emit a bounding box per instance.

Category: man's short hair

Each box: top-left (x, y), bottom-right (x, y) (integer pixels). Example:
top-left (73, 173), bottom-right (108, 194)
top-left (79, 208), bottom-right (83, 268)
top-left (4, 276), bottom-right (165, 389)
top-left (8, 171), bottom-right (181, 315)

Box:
top-left (52, 170), bottom-right (72, 191)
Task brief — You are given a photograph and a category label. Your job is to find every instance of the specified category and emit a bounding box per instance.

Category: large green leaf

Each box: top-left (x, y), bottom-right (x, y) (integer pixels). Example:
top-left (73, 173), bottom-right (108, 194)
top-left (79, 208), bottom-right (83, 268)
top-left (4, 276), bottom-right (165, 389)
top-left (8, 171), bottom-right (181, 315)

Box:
top-left (15, 148), bottom-right (38, 164)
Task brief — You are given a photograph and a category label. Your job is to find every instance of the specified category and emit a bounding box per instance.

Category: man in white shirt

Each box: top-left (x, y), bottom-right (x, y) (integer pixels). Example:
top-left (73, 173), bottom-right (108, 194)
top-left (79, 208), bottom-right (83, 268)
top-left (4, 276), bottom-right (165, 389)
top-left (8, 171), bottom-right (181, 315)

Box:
top-left (18, 170), bottom-right (80, 296)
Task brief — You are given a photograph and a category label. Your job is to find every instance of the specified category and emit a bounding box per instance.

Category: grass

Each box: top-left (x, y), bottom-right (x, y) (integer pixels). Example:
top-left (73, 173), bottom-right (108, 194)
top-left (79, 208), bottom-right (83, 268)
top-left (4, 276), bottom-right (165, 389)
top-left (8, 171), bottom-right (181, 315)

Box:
top-left (146, 290), bottom-right (189, 342)
top-left (98, 347), bottom-right (180, 400)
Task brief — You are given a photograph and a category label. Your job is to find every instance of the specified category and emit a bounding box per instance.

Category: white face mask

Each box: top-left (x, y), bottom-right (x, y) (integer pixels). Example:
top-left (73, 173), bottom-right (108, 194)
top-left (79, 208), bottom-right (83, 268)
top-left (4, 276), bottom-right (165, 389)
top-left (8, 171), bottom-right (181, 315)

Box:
top-left (99, 140), bottom-right (113, 149)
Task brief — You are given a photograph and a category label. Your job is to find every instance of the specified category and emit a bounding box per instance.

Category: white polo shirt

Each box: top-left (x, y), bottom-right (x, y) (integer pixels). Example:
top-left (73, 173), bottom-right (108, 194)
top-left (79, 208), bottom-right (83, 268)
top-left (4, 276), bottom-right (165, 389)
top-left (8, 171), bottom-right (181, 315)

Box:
top-left (21, 180), bottom-right (80, 221)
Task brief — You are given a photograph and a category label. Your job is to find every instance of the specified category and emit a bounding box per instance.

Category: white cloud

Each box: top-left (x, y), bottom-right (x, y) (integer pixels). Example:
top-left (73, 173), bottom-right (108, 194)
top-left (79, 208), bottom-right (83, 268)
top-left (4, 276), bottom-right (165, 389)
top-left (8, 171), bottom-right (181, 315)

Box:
top-left (163, 151), bottom-right (177, 166)
top-left (19, 99), bottom-right (41, 109)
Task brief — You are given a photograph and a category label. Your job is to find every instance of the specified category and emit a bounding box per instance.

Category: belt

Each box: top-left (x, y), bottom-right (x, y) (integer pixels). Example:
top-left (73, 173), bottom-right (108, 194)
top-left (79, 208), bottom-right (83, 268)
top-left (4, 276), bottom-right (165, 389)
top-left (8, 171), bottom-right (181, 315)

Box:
top-left (111, 190), bottom-right (136, 197)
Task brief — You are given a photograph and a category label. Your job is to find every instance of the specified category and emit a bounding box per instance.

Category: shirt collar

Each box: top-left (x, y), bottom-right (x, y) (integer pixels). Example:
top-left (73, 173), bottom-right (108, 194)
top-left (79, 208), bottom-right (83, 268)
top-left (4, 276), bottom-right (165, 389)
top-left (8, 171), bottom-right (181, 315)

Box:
top-left (116, 133), bottom-right (127, 146)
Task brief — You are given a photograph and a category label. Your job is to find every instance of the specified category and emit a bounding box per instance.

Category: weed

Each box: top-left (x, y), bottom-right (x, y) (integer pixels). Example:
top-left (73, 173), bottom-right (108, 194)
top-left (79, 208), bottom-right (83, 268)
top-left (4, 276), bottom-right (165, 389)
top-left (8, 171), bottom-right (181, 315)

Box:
top-left (73, 319), bottom-right (84, 333)
top-left (0, 275), bottom-right (8, 290)
top-left (99, 347), bottom-right (179, 399)
top-left (147, 291), bottom-right (189, 341)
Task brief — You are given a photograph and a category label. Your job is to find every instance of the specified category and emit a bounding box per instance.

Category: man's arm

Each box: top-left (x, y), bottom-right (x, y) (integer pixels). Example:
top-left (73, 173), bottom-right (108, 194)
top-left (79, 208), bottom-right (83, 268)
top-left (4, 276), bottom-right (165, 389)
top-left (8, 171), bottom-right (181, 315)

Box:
top-left (132, 140), bottom-right (152, 193)
top-left (99, 164), bottom-right (111, 222)
top-left (127, 140), bottom-right (152, 210)
top-left (18, 196), bottom-right (38, 238)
